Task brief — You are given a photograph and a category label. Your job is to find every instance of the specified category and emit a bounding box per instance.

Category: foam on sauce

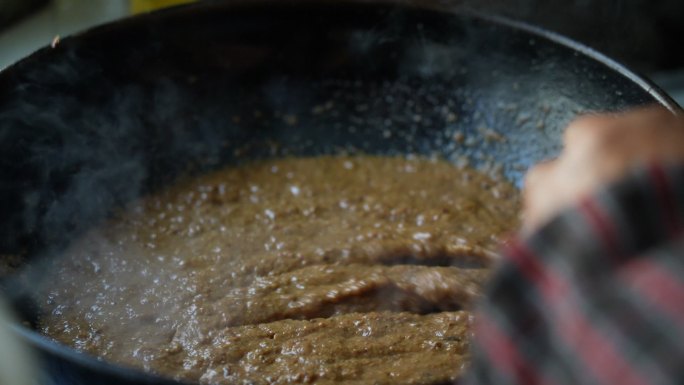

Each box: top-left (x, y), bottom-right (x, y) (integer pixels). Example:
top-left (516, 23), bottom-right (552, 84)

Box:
top-left (36, 155), bottom-right (520, 384)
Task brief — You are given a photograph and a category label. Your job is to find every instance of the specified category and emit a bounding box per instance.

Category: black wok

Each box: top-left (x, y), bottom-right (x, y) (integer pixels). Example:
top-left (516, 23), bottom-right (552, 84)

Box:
top-left (0, 1), bottom-right (679, 384)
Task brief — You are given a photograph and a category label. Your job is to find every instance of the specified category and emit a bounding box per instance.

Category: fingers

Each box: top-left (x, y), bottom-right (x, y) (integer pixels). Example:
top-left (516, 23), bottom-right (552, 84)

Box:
top-left (562, 105), bottom-right (672, 149)
top-left (522, 105), bottom-right (682, 235)
top-left (563, 114), bottom-right (614, 148)
top-left (622, 105), bottom-right (674, 124)
top-left (523, 159), bottom-right (556, 194)
top-left (522, 159), bottom-right (558, 234)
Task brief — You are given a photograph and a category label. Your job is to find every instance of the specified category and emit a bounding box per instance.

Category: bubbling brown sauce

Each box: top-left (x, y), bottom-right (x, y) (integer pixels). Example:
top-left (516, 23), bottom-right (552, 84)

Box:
top-left (36, 155), bottom-right (519, 384)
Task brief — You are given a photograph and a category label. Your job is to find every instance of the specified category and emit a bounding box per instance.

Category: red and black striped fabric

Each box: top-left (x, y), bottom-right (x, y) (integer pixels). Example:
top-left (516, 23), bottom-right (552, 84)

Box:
top-left (465, 163), bottom-right (684, 385)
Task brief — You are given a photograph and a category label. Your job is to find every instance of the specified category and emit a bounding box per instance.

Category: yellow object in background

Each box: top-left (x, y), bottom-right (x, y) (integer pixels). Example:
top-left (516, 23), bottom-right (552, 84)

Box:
top-left (130, 0), bottom-right (197, 14)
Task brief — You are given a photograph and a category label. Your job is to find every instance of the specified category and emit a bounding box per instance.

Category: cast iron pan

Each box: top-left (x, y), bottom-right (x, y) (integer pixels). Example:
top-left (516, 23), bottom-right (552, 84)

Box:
top-left (0, 1), bottom-right (680, 384)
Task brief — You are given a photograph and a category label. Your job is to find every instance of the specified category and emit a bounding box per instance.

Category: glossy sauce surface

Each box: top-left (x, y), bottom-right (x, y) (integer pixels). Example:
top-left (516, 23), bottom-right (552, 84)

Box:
top-left (37, 156), bottom-right (519, 384)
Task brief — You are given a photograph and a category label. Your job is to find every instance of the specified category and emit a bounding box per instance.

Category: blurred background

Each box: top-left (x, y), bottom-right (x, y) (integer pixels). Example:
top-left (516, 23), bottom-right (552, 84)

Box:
top-left (1, 0), bottom-right (683, 105)
top-left (0, 0), bottom-right (192, 69)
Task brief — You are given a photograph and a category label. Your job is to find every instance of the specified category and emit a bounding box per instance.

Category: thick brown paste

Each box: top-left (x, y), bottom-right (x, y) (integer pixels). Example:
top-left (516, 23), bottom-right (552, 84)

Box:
top-left (36, 155), bottom-right (519, 384)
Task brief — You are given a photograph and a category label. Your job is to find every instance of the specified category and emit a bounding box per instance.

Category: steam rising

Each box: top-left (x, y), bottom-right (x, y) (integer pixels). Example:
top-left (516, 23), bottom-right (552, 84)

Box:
top-left (0, 50), bottom-right (231, 253)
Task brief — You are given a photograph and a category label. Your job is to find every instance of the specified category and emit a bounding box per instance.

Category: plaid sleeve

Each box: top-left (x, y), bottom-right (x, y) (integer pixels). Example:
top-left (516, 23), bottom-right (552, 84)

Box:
top-left (464, 163), bottom-right (684, 385)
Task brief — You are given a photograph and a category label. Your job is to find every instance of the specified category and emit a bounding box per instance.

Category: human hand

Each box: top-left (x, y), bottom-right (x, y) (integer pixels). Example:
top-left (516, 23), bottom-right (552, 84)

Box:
top-left (522, 106), bottom-right (684, 234)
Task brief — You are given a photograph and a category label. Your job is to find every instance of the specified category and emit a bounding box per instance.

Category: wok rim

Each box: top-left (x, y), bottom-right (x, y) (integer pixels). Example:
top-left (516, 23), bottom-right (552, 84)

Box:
top-left (4, 0), bottom-right (680, 383)
top-left (475, 11), bottom-right (682, 113)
